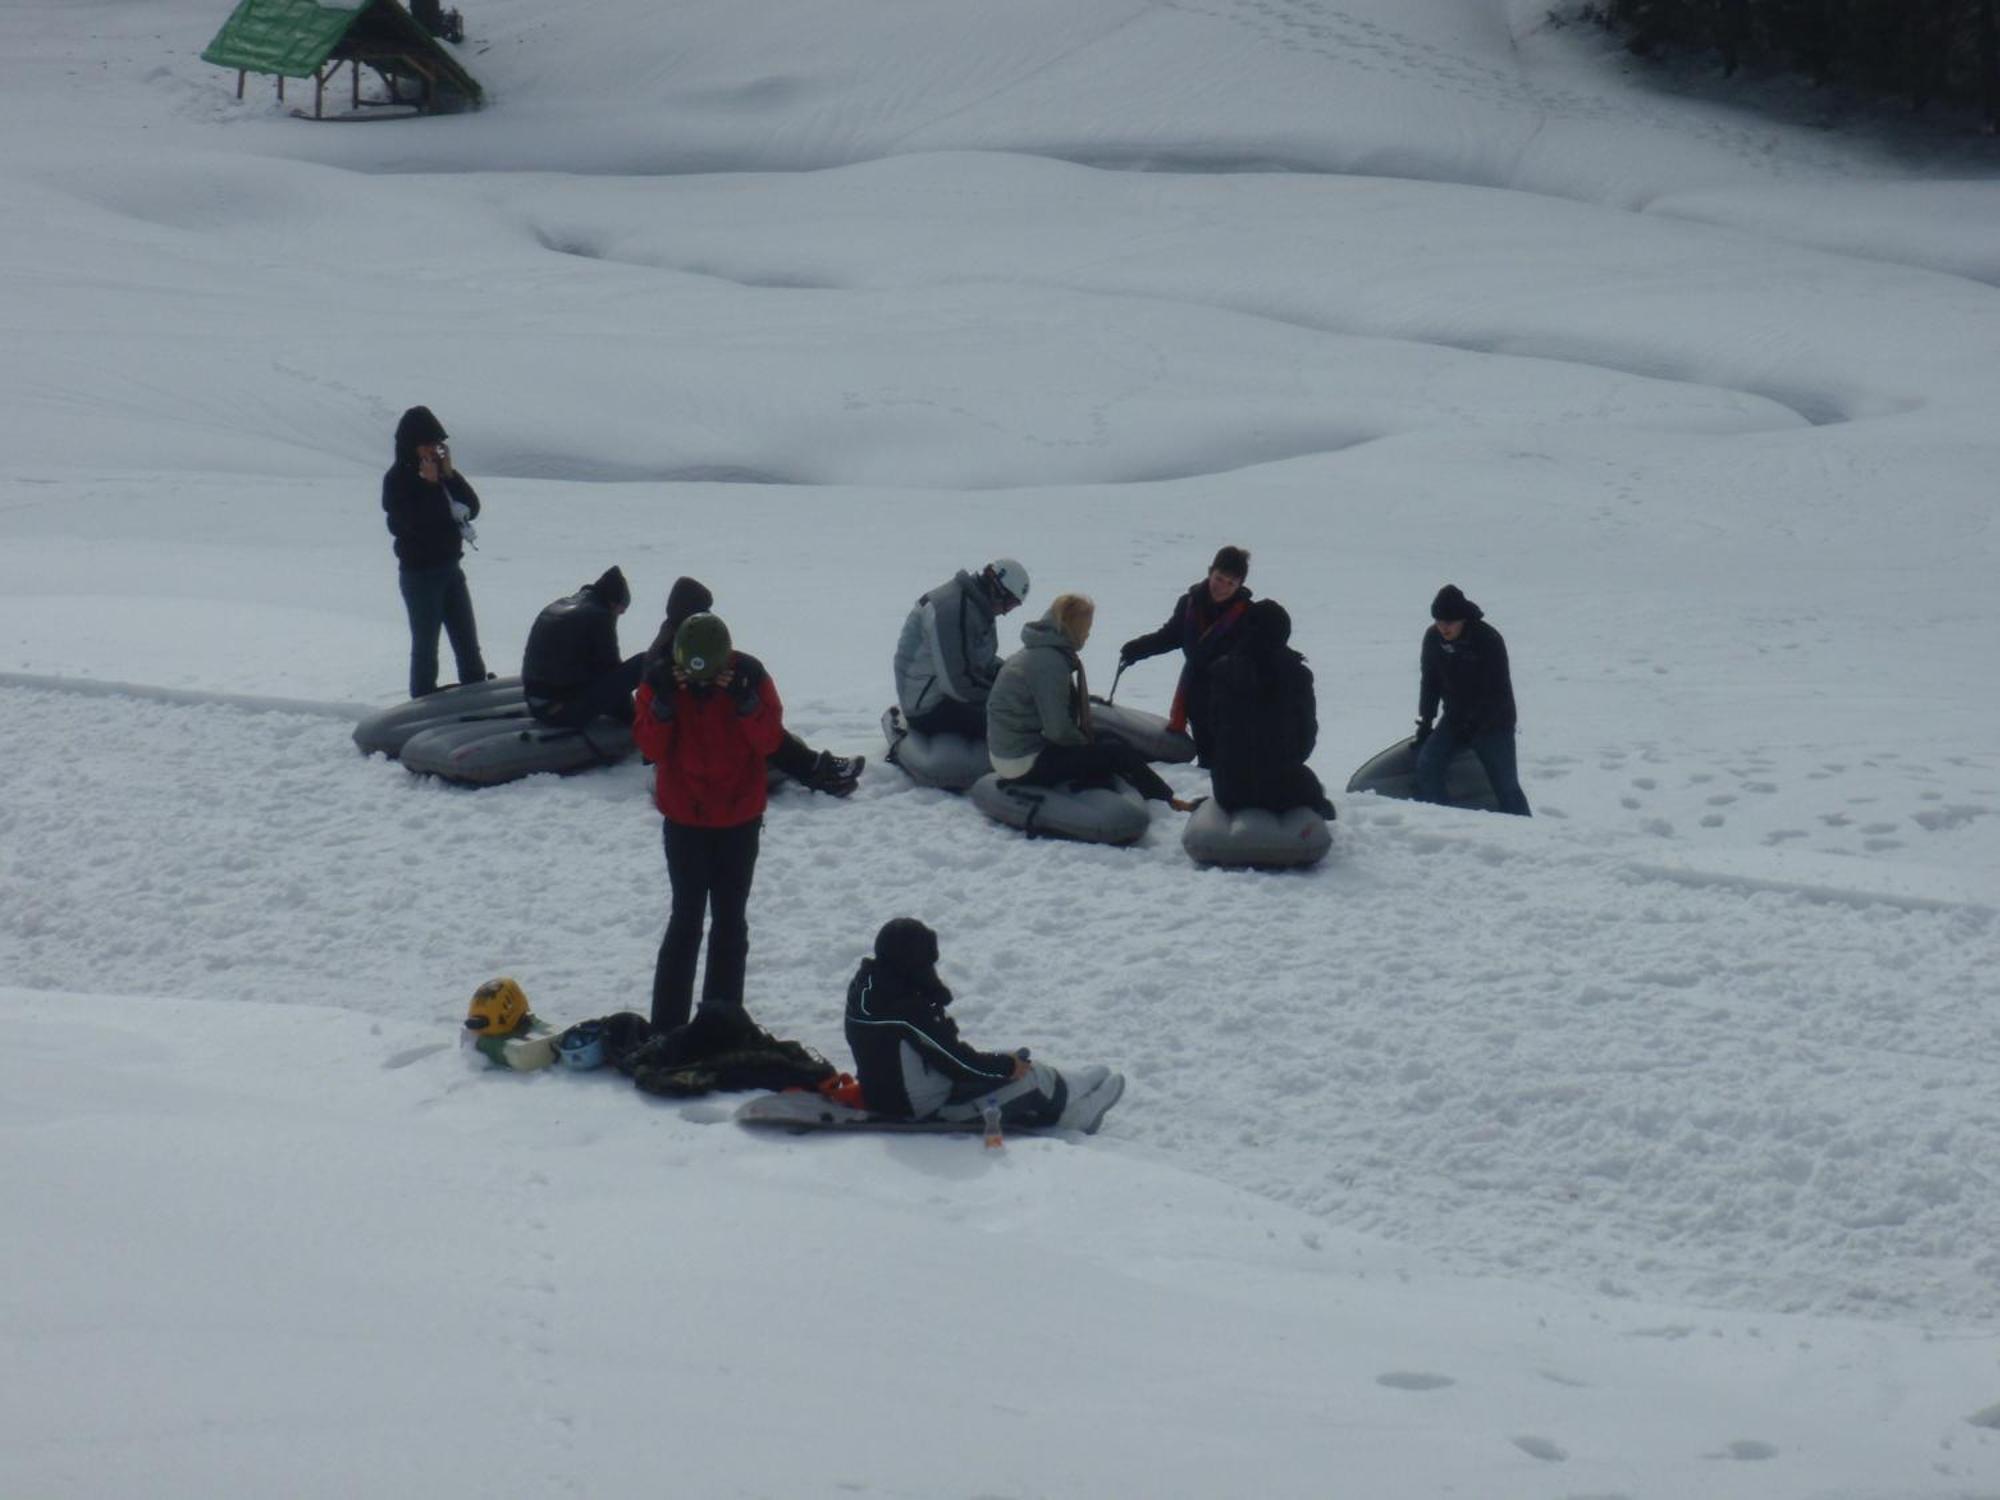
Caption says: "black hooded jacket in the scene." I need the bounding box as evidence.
[1121,581,1254,764]
[640,575,716,700]
[1419,593,1517,733]
[381,406,480,569]
[522,569,628,706]
[1207,600,1329,814]
[843,919,1018,1118]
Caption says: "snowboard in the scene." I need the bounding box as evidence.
[736,1070,1125,1136]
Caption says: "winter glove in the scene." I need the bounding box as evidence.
[727,657,765,717]
[1413,718,1432,747]
[1118,638,1144,667]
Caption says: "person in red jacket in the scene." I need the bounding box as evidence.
[632,612,785,1032]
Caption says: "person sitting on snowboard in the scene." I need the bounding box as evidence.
[522,565,643,727]
[986,593,1187,807]
[892,558,1030,739]
[844,917,1061,1125]
[1205,599,1335,819]
[641,575,863,796]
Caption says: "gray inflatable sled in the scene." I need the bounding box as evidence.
[1089,700,1196,764]
[737,1064,1125,1136]
[881,706,990,792]
[969,772,1151,846]
[1181,798,1332,869]
[1345,735,1498,811]
[352,675,531,758]
[353,676,634,787]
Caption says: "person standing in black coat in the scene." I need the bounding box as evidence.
[382,405,487,698]
[522,566,643,727]
[1206,600,1335,818]
[1414,584,1530,816]
[1118,545,1254,767]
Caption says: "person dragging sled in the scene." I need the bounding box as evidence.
[381,405,487,698]
[522,566,642,728]
[1415,584,1531,816]
[844,918,1122,1132]
[892,558,1030,739]
[1118,545,1254,767]
[1206,599,1335,819]
[642,576,862,796]
[634,611,784,1034]
[986,594,1189,808]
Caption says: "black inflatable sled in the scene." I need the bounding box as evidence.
[881,706,990,792]
[1345,735,1498,811]
[969,772,1151,846]
[353,676,634,786]
[1181,798,1332,869]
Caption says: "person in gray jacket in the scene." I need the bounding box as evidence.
[893,559,1029,738]
[985,594,1183,805]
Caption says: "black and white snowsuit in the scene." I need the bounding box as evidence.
[843,919,1026,1119]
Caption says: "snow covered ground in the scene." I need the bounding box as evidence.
[3,0,1998,1495]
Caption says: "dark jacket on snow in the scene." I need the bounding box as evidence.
[381,406,480,570]
[522,569,627,709]
[1207,600,1331,816]
[1419,598,1517,735]
[1120,581,1254,765]
[844,918,1019,1119]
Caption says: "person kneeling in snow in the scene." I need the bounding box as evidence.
[844,918,1062,1125]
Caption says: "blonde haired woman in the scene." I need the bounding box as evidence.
[985,593,1184,805]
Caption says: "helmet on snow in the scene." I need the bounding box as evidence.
[673,612,732,683]
[465,977,530,1036]
[984,558,1029,606]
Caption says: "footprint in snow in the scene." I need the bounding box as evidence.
[1512,1435,1568,1462]
[1704,1439,1777,1461]
[1376,1371,1455,1391]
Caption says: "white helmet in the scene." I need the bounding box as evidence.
[985,558,1030,606]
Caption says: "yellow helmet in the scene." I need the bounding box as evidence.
[464,977,530,1036]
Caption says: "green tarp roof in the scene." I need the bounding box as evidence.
[200,0,481,101]
[202,0,367,79]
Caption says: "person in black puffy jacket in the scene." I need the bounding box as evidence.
[522,566,642,727]
[1206,600,1334,818]
[381,405,487,698]
[844,918,1039,1120]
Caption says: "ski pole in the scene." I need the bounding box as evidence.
[1105,660,1127,705]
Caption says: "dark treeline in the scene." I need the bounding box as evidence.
[1598,0,1999,129]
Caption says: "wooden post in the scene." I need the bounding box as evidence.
[352,57,361,110]
[236,69,246,100]
[277,73,285,103]
[314,65,325,119]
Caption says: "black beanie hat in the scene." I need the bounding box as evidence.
[1211,545,1250,580]
[1249,598,1292,647]
[874,917,941,979]
[592,566,631,609]
[664,576,714,631]
[1431,585,1482,623]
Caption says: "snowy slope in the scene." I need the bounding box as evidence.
[3,0,1999,1495]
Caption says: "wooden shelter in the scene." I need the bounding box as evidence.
[201,0,482,118]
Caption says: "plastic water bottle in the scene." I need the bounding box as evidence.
[982,1096,1004,1150]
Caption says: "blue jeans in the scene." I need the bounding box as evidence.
[398,562,486,698]
[1416,724,1531,817]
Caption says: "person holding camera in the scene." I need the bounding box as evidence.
[381,405,487,698]
[632,612,786,1034]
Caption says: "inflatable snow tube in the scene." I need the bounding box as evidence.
[1344,735,1498,811]
[399,715,634,786]
[881,706,990,792]
[1089,700,1196,764]
[1181,798,1331,869]
[968,772,1152,846]
[352,675,530,758]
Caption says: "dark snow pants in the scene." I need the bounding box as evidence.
[652,817,761,1031]
[399,561,486,698]
[1022,739,1174,803]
